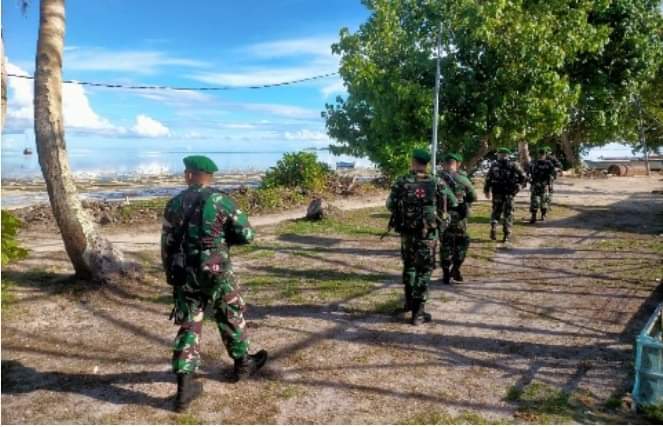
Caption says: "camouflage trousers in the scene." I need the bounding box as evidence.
[530,183,551,213]
[490,193,515,234]
[401,233,437,302]
[172,277,249,375]
[440,220,470,268]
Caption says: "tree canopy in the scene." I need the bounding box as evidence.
[324,0,663,176]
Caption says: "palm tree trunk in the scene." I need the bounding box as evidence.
[33,0,132,280]
[1,31,7,130]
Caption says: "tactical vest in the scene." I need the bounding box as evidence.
[530,160,555,184]
[393,175,437,234]
[489,161,521,194]
[440,171,465,204]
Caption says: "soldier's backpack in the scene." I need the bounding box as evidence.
[393,174,437,233]
[529,160,555,184]
[167,187,219,286]
[489,161,521,194]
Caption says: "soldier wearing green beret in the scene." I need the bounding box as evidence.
[527,148,557,223]
[483,147,526,242]
[161,155,267,412]
[386,149,458,324]
[438,153,477,284]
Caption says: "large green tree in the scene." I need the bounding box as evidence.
[557,0,663,167]
[324,0,610,177]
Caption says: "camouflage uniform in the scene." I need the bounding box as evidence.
[527,159,557,220]
[484,159,526,240]
[386,171,457,310]
[439,171,477,278]
[161,185,256,375]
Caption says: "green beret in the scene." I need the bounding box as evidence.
[412,148,431,164]
[537,147,547,155]
[444,152,463,162]
[183,155,218,173]
[496,147,511,154]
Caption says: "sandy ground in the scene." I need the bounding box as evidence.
[2,175,662,424]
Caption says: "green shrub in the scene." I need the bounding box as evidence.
[1,210,28,266]
[233,187,306,214]
[262,151,332,193]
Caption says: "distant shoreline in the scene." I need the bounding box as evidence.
[0,167,381,209]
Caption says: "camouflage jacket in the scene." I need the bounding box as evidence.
[440,170,477,222]
[386,171,458,237]
[528,159,557,186]
[161,185,255,291]
[484,160,526,195]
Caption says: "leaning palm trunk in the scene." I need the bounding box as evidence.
[33,0,130,280]
[1,31,7,130]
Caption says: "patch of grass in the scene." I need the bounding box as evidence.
[642,403,663,423]
[591,237,663,254]
[277,207,387,237]
[173,413,204,424]
[401,410,504,425]
[507,382,575,423]
[1,280,16,311]
[117,198,168,220]
[372,295,403,314]
[604,394,623,410]
[1,210,29,266]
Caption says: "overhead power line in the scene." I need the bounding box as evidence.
[6,71,340,91]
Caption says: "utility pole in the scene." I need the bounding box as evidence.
[636,96,650,176]
[431,23,442,177]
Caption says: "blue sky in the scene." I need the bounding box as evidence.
[2,0,369,154]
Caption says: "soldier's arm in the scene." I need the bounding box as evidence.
[215,194,256,246]
[438,179,458,209]
[160,197,181,272]
[515,164,527,185]
[483,168,492,195]
[462,176,478,205]
[386,179,401,211]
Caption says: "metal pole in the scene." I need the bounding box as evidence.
[636,97,650,176]
[431,23,442,177]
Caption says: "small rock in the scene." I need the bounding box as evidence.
[99,212,113,225]
[306,197,328,221]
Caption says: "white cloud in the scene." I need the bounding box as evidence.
[191,35,339,95]
[284,129,330,141]
[193,65,335,87]
[233,102,321,120]
[5,61,117,134]
[321,80,346,98]
[131,115,170,138]
[64,47,208,74]
[244,36,336,59]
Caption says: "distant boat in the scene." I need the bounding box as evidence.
[23,148,33,155]
[336,161,355,169]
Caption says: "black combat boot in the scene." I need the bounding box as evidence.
[541,209,547,221]
[403,284,413,312]
[503,231,511,243]
[451,263,464,283]
[529,211,537,224]
[232,350,268,382]
[442,266,451,285]
[411,300,432,325]
[490,224,497,241]
[175,373,203,413]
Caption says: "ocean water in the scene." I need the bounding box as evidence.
[1,147,373,180]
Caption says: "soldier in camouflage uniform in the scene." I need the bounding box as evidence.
[161,155,267,412]
[543,146,563,197]
[483,147,526,242]
[527,148,557,223]
[386,149,457,325]
[438,153,477,284]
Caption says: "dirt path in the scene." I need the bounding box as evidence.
[2,176,662,424]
